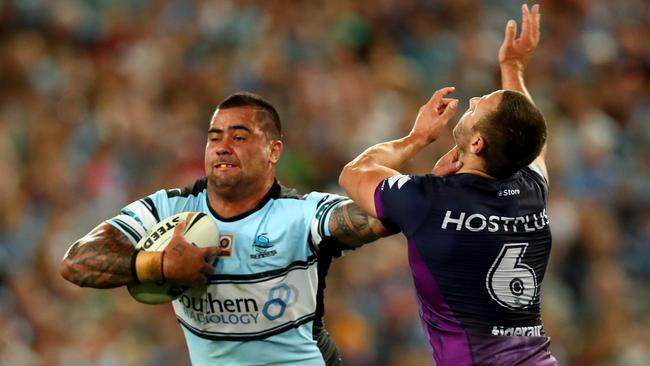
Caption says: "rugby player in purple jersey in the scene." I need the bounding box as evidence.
[340,4,558,365]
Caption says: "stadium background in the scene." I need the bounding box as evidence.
[0,0,648,365]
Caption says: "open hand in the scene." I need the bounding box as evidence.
[499,4,540,70]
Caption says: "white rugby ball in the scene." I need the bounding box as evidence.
[127,212,219,304]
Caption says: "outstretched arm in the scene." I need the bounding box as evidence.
[339,87,459,217]
[327,200,396,248]
[499,4,547,179]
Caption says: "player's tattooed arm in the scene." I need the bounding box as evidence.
[328,201,398,248]
[60,224,137,288]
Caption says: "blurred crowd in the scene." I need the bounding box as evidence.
[0,0,649,365]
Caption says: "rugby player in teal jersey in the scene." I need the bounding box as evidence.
[60,92,395,366]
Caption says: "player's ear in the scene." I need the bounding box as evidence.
[269,140,283,164]
[469,134,486,155]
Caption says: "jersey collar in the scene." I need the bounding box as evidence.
[207,180,282,222]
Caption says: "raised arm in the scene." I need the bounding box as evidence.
[339,87,459,217]
[499,4,547,179]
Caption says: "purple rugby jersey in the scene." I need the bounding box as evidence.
[374,166,557,366]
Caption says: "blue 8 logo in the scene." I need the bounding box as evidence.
[262,284,292,320]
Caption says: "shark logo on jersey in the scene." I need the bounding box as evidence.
[385,175,411,190]
[250,233,277,259]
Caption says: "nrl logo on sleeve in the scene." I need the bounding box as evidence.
[385,175,411,190]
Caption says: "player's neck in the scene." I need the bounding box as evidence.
[457,167,495,179]
[457,158,495,179]
[207,176,276,219]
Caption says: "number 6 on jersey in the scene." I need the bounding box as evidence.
[486,243,537,310]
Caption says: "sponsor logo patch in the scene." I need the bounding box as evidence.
[218,234,234,257]
[177,283,298,325]
[491,325,543,336]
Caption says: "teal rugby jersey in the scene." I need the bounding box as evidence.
[106,178,349,366]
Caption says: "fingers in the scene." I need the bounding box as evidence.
[441,99,459,119]
[192,250,216,285]
[427,86,456,108]
[172,219,187,238]
[532,4,541,43]
[163,225,221,286]
[444,147,462,167]
[440,148,456,163]
[426,87,456,118]
[448,146,460,160]
[438,98,456,114]
[504,19,517,46]
[204,246,221,258]
[431,146,463,177]
[521,3,541,47]
[521,3,530,40]
[441,97,456,105]
[202,262,214,275]
[412,87,458,145]
[436,86,455,99]
[501,4,541,54]
[451,147,463,169]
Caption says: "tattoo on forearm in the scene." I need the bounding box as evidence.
[330,202,392,247]
[60,224,136,288]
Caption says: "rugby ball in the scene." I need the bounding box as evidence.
[127,212,219,304]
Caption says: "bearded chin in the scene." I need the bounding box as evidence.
[209,173,239,191]
[452,123,468,154]
[452,126,461,146]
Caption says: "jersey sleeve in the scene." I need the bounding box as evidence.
[305,192,349,248]
[522,164,549,202]
[374,174,433,235]
[105,189,169,246]
[527,162,548,185]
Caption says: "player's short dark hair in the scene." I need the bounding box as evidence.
[217,92,282,140]
[473,90,547,179]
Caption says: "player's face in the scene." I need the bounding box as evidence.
[453,90,504,152]
[205,107,282,194]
